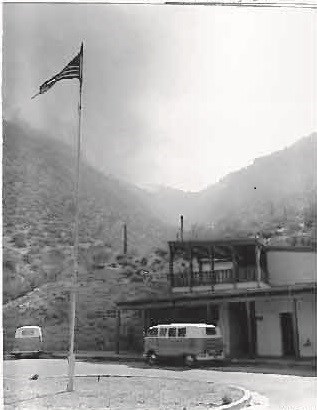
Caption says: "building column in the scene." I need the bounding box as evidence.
[293,298,300,359]
[255,245,262,287]
[115,309,121,354]
[245,301,256,358]
[142,309,151,331]
[169,244,175,287]
[206,303,212,324]
[219,302,230,357]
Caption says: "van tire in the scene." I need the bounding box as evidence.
[147,352,158,366]
[184,354,196,367]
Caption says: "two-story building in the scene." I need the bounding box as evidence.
[117,238,317,359]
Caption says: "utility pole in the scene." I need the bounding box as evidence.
[123,223,127,255]
[180,215,184,242]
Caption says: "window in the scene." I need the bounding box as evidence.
[21,328,35,336]
[205,326,216,335]
[168,327,176,337]
[147,327,158,337]
[178,327,186,337]
[159,328,167,337]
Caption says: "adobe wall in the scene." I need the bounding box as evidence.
[255,294,316,358]
[267,249,317,285]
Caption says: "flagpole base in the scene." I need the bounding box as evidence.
[66,353,76,392]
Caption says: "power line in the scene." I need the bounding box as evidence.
[165,1,317,8]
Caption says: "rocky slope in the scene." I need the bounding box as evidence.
[3,251,170,352]
[3,120,172,303]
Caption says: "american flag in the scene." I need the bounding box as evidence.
[32,43,83,99]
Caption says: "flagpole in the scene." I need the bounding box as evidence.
[67,43,83,393]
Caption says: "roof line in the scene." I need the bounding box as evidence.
[117,283,316,308]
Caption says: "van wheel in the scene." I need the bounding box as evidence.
[184,354,196,367]
[147,352,158,366]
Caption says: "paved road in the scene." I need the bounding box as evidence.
[3,358,317,409]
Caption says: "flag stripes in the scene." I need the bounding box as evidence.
[32,43,83,99]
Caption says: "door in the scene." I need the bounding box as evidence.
[280,312,295,357]
[228,302,249,357]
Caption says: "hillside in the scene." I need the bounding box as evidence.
[3,252,170,352]
[143,133,317,241]
[3,119,174,351]
[2,120,172,303]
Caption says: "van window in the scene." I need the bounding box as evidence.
[178,327,186,337]
[21,328,36,336]
[159,328,167,337]
[168,327,176,337]
[147,327,158,337]
[205,327,216,335]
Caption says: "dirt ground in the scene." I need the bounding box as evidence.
[4,375,242,409]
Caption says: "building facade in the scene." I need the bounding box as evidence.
[117,238,317,359]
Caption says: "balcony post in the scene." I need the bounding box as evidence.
[189,245,193,290]
[230,246,238,289]
[169,244,175,287]
[115,309,121,354]
[208,246,215,291]
[255,244,262,288]
[198,259,203,285]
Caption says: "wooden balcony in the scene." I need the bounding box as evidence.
[168,238,269,292]
[172,267,268,288]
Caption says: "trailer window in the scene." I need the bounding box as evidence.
[159,328,167,337]
[178,327,186,337]
[168,327,176,337]
[147,328,158,337]
[205,327,216,335]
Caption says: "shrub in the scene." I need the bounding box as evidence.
[222,395,232,405]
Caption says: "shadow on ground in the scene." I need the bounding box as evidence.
[79,357,316,377]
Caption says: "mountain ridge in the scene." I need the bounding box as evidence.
[140,132,317,236]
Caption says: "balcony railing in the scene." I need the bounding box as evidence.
[172,267,260,288]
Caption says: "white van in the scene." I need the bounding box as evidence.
[144,323,224,366]
[11,326,43,358]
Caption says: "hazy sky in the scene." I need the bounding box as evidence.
[3,3,316,191]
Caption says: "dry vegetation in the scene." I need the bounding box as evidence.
[3,120,172,352]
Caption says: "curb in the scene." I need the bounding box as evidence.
[46,353,316,369]
[48,353,143,362]
[218,387,251,409]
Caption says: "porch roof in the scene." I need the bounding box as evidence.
[117,283,316,310]
[168,238,260,249]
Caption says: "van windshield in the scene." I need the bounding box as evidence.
[147,328,158,337]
